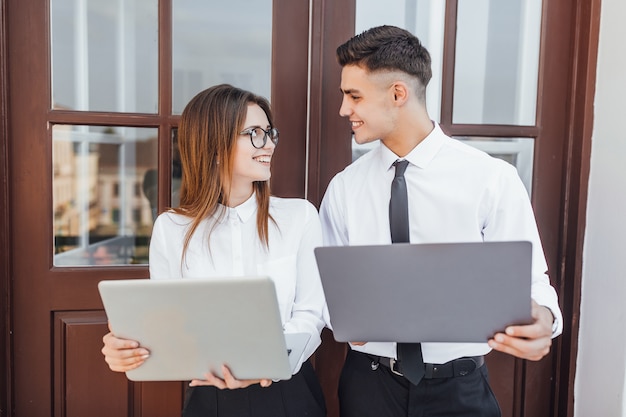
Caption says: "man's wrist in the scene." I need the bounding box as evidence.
[544,306,558,334]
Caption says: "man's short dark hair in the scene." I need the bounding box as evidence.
[337,25,432,98]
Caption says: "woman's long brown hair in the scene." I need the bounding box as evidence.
[171,84,276,265]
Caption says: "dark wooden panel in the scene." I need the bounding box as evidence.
[8,0,55,413]
[53,311,186,417]
[269,0,310,199]
[306,1,355,415]
[157,0,174,213]
[524,358,557,417]
[0,0,11,414]
[485,352,521,417]
[306,0,355,207]
[136,382,186,417]
[54,311,129,417]
[551,0,601,416]
[315,329,347,417]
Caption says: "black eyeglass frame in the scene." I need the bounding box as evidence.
[239,127,280,149]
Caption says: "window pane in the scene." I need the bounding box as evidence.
[172,0,273,114]
[355,0,445,123]
[454,137,535,195]
[53,125,158,266]
[453,0,542,125]
[51,0,158,113]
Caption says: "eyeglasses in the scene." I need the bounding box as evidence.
[239,127,280,149]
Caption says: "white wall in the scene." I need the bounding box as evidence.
[575,0,626,415]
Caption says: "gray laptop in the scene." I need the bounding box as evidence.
[98,277,308,382]
[314,241,533,343]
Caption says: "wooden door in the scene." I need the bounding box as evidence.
[6,1,310,416]
[2,0,598,416]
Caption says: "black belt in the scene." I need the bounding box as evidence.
[365,353,485,379]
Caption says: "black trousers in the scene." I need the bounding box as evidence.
[339,350,501,417]
[182,360,326,417]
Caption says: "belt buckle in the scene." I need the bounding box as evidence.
[388,358,404,376]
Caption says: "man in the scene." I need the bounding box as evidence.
[319,25,563,417]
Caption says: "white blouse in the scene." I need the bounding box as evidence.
[149,195,326,374]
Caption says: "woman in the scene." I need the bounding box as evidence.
[102,84,327,417]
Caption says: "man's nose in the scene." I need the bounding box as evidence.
[339,97,351,117]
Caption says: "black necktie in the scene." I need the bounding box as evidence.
[389,159,425,385]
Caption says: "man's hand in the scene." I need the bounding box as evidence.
[487,300,554,361]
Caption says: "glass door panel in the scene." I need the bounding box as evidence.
[50,0,159,113]
[453,0,542,125]
[172,0,273,114]
[355,0,445,122]
[454,137,535,195]
[53,125,158,266]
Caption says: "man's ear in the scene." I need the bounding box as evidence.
[391,82,409,106]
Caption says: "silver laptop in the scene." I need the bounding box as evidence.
[98,277,307,382]
[314,241,533,343]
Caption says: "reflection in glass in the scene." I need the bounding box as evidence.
[50,0,158,113]
[355,0,445,122]
[454,0,542,125]
[53,125,158,266]
[454,137,535,195]
[172,0,272,114]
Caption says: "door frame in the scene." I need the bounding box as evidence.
[1,0,13,414]
[553,0,601,415]
[305,2,356,415]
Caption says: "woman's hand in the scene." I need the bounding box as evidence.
[101,324,150,372]
[189,365,273,390]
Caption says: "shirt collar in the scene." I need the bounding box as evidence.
[230,193,257,222]
[379,122,446,170]
[214,193,257,223]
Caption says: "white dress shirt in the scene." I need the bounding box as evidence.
[319,122,563,364]
[149,195,326,374]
